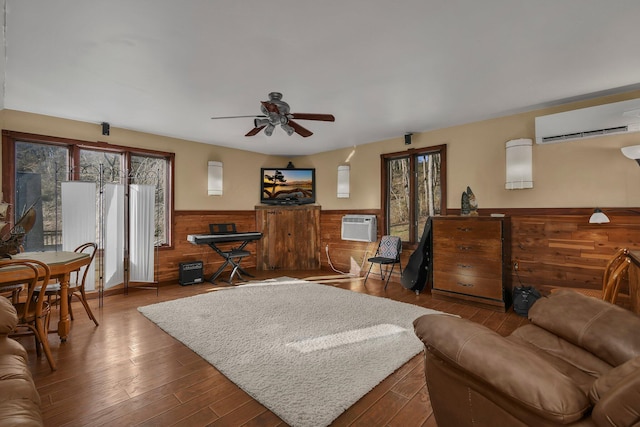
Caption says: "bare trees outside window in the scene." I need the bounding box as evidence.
[383,145,446,243]
[3,132,174,251]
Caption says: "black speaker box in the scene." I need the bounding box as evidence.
[179,261,203,286]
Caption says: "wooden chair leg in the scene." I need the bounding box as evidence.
[33,332,41,357]
[68,294,75,321]
[76,290,99,326]
[35,317,56,371]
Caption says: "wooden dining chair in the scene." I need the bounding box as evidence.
[1,258,56,371]
[602,256,631,305]
[40,242,99,326]
[550,247,630,303]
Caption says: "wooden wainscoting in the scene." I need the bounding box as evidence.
[510,211,640,297]
[162,208,640,303]
[159,210,258,284]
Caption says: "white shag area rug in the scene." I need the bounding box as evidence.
[138,278,446,427]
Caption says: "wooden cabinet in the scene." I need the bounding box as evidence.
[431,216,511,311]
[255,204,321,270]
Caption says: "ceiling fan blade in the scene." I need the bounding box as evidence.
[261,101,280,114]
[290,113,335,122]
[288,120,313,137]
[245,126,265,137]
[211,115,265,120]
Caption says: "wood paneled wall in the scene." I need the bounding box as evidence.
[511,212,640,295]
[159,208,640,299]
[159,210,258,284]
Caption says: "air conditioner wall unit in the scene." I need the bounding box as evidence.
[535,98,640,144]
[341,214,377,242]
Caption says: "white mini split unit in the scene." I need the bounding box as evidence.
[535,98,640,144]
[341,215,377,242]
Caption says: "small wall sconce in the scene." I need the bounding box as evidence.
[505,138,533,190]
[337,165,350,198]
[589,208,610,224]
[208,161,223,196]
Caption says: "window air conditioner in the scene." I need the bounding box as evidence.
[341,215,377,242]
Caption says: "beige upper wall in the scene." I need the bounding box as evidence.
[0,109,289,210]
[311,89,640,210]
[2,89,640,210]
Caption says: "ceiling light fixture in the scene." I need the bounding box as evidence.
[281,124,295,136]
[264,124,275,136]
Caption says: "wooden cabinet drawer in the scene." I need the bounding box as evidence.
[433,270,503,300]
[432,253,501,279]
[433,220,501,240]
[432,239,501,258]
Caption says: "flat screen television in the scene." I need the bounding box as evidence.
[260,168,316,205]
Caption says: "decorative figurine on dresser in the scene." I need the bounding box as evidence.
[460,186,478,216]
[431,215,511,311]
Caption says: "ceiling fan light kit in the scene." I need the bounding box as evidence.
[212,92,335,138]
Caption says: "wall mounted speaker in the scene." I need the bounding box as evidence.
[101,122,110,136]
[404,133,412,145]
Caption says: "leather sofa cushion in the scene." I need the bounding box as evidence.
[0,334,28,361]
[509,324,611,388]
[0,297,17,335]
[414,314,590,423]
[0,354,41,405]
[0,399,43,427]
[528,290,640,366]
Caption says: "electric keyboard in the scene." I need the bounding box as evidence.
[187,232,262,245]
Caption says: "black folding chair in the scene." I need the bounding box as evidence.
[364,235,403,290]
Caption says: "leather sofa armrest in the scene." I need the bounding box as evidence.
[414,314,590,424]
[529,290,640,366]
[590,356,640,427]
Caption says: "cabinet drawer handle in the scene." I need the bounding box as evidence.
[457,282,474,288]
[457,245,472,251]
[456,227,473,232]
[457,263,473,269]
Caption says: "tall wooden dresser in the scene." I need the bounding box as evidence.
[431,216,511,311]
[255,204,321,270]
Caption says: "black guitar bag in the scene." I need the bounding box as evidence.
[401,217,432,294]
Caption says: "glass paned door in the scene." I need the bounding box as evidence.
[15,141,69,251]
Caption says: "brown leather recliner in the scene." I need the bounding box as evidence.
[413,290,640,427]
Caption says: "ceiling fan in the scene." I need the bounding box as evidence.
[211,92,335,137]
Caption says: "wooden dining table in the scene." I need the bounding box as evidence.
[4,251,91,341]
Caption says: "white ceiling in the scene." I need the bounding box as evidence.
[4,0,640,156]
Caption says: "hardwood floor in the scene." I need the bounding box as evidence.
[20,270,529,427]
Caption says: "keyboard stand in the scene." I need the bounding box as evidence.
[208,240,254,284]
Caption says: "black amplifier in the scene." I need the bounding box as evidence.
[179,261,204,286]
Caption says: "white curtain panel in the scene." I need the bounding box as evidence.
[104,183,125,289]
[61,181,97,291]
[129,184,155,283]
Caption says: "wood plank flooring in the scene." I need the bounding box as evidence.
[19,270,529,427]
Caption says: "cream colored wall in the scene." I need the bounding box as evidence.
[312,90,640,210]
[3,89,640,211]
[0,109,287,210]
